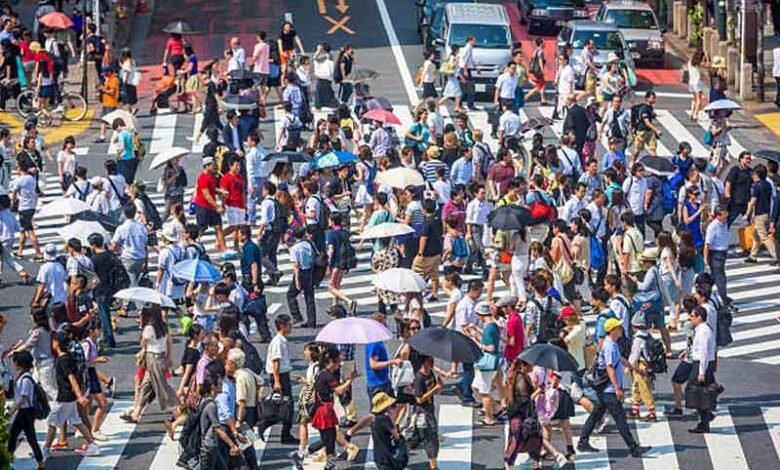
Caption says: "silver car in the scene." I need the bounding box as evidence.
[557,20,636,89]
[594,2,665,67]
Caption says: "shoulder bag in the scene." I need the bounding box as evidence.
[553,236,577,285]
[390,344,415,388]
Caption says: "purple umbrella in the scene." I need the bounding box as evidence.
[316,317,393,344]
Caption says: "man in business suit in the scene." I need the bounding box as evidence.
[563,94,588,155]
[222,109,245,156]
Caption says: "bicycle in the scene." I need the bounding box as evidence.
[16,82,88,127]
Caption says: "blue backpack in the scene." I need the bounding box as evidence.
[452,236,469,258]
[590,235,605,270]
[660,177,676,214]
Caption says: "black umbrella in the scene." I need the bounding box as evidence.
[351,68,380,83]
[518,344,579,372]
[263,151,310,163]
[641,155,708,176]
[228,70,263,82]
[755,149,780,163]
[488,205,533,231]
[408,328,482,363]
[219,95,257,111]
[163,21,197,35]
[70,210,118,233]
[366,97,393,111]
[521,116,553,134]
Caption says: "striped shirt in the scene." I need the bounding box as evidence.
[419,160,448,184]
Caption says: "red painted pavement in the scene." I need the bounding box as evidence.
[503,2,682,86]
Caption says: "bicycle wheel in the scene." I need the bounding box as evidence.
[61,93,87,121]
[16,90,36,119]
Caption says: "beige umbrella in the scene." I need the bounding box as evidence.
[59,220,109,246]
[101,109,139,130]
[38,197,91,218]
[360,222,414,239]
[375,167,424,189]
[149,147,190,170]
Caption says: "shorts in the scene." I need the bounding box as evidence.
[552,389,576,420]
[225,206,247,227]
[634,130,658,153]
[329,267,344,287]
[39,85,56,98]
[88,367,102,395]
[255,73,269,86]
[412,254,441,281]
[472,369,496,395]
[689,82,704,93]
[47,401,83,427]
[531,73,545,90]
[170,54,185,71]
[195,204,222,231]
[645,309,666,329]
[101,105,117,118]
[585,75,597,94]
[18,209,35,231]
[672,361,693,384]
[367,383,395,399]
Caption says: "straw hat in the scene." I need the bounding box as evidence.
[371,392,396,414]
[606,52,619,63]
[495,295,518,308]
[711,56,727,69]
[641,247,658,262]
[29,41,43,52]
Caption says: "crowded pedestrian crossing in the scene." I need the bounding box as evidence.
[11,397,780,469]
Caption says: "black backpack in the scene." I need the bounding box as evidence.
[645,335,668,374]
[339,231,358,270]
[178,397,214,468]
[711,295,734,347]
[139,193,163,230]
[610,108,625,139]
[107,253,131,294]
[629,103,645,131]
[22,375,51,420]
[269,197,290,235]
[532,297,562,344]
[313,194,330,232]
[71,182,91,201]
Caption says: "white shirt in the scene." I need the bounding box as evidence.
[266,334,291,374]
[498,111,521,138]
[586,201,606,239]
[556,64,574,96]
[562,195,585,223]
[691,323,716,375]
[104,174,127,211]
[421,59,437,83]
[305,195,321,225]
[433,180,451,206]
[495,72,518,100]
[245,146,268,180]
[11,174,37,211]
[774,47,780,78]
[112,219,148,260]
[622,176,648,215]
[57,150,77,176]
[142,324,167,354]
[609,295,631,333]
[557,147,579,177]
[259,197,276,228]
[459,42,475,70]
[36,261,68,305]
[454,295,477,331]
[466,198,490,225]
[86,190,109,215]
[158,245,186,300]
[313,57,335,80]
[66,254,92,277]
[0,208,20,244]
[233,46,246,68]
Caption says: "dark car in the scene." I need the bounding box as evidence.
[517,0,589,35]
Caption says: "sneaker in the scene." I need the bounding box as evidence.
[312,452,327,462]
[289,450,304,470]
[627,408,640,419]
[52,104,64,114]
[576,441,599,453]
[92,431,108,442]
[664,406,683,416]
[553,453,569,469]
[49,442,69,451]
[630,445,651,458]
[106,377,116,398]
[75,443,100,456]
[349,299,358,315]
[688,424,711,434]
[346,443,359,462]
[744,257,758,263]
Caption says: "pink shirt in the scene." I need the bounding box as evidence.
[503,311,525,361]
[252,42,270,74]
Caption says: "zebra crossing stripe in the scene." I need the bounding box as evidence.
[696,114,749,160]
[570,407,610,469]
[718,339,780,358]
[704,409,750,470]
[147,429,180,469]
[634,414,680,469]
[437,403,472,469]
[394,105,415,131]
[655,110,710,158]
[149,113,178,155]
[761,407,780,461]
[191,112,205,154]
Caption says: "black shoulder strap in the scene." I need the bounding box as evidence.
[107,176,122,199]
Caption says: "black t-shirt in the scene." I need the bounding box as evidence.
[3,47,18,79]
[55,353,78,403]
[371,413,396,466]
[420,216,443,257]
[636,103,654,132]
[751,179,773,216]
[91,251,114,297]
[280,31,297,51]
[315,369,339,403]
[413,369,437,414]
[727,165,753,207]
[16,150,42,173]
[181,346,201,367]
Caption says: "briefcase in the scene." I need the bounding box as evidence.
[261,392,292,424]
[684,382,717,411]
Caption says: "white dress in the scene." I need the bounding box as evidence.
[442,57,463,99]
[353,160,374,207]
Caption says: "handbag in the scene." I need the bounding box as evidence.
[135,349,147,369]
[583,342,599,369]
[475,351,501,371]
[391,360,415,388]
[390,435,410,470]
[558,235,582,284]
[685,381,717,411]
[583,356,609,391]
[262,392,293,424]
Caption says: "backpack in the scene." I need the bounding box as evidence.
[313,194,330,232]
[609,108,625,139]
[183,397,214,465]
[284,116,302,150]
[269,197,290,235]
[452,235,469,258]
[23,375,50,420]
[132,131,146,160]
[71,181,91,201]
[340,118,355,140]
[589,234,605,270]
[703,127,714,146]
[629,103,644,131]
[474,141,494,179]
[238,332,266,375]
[88,34,106,57]
[213,145,231,175]
[529,50,543,76]
[77,259,101,292]
[138,192,163,230]
[340,232,358,270]
[532,297,562,344]
[598,310,631,358]
[659,177,676,214]
[528,191,556,225]
[645,335,668,374]
[187,243,212,264]
[107,253,131,294]
[167,246,188,287]
[711,295,733,347]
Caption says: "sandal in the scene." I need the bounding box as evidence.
[120,414,138,424]
[477,419,496,427]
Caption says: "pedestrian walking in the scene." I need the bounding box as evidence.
[287,225,317,328]
[7,350,46,469]
[258,314,297,444]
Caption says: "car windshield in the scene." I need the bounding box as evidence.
[432,7,445,32]
[603,9,658,29]
[449,24,510,49]
[571,30,623,50]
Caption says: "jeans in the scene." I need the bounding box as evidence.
[287,268,316,326]
[95,295,116,346]
[117,158,139,185]
[708,249,728,303]
[8,408,43,463]
[579,391,637,449]
[246,177,267,224]
[0,239,24,276]
[459,362,475,402]
[241,283,272,340]
[122,257,146,309]
[339,82,354,104]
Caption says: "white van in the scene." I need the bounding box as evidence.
[434,3,514,96]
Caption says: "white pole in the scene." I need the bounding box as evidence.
[95,0,101,35]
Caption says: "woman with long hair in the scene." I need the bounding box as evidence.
[657,231,683,331]
[122,305,177,423]
[353,146,375,233]
[570,215,592,307]
[119,49,139,114]
[503,359,542,469]
[687,49,705,121]
[182,45,201,113]
[439,45,464,112]
[12,307,56,399]
[680,186,706,272]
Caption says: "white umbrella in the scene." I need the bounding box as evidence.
[702,99,741,113]
[375,167,424,189]
[373,267,427,293]
[101,109,139,130]
[149,147,191,170]
[360,222,414,239]
[59,220,109,245]
[113,287,176,308]
[38,197,91,218]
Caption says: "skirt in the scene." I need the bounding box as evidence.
[552,389,575,420]
[443,75,462,98]
[138,352,178,413]
[315,78,338,109]
[422,81,438,99]
[310,401,339,430]
[354,183,373,206]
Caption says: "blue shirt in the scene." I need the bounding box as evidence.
[524,189,554,206]
[365,341,390,388]
[450,157,473,186]
[111,219,147,260]
[290,240,314,270]
[601,150,625,171]
[593,309,615,345]
[598,337,623,393]
[240,240,263,283]
[216,378,237,425]
[118,130,134,161]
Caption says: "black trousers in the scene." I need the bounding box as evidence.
[260,232,281,276]
[688,360,716,426]
[117,158,139,185]
[708,249,729,304]
[8,408,43,463]
[287,268,316,327]
[241,283,271,340]
[258,372,293,438]
[579,391,638,449]
[308,426,337,456]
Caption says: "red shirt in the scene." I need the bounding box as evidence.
[503,311,525,361]
[194,172,217,210]
[441,200,466,233]
[166,37,184,56]
[220,173,246,209]
[488,163,516,195]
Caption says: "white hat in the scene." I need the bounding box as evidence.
[43,243,58,261]
[202,156,215,166]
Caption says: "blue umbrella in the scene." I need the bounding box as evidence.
[311,150,358,170]
[171,259,223,284]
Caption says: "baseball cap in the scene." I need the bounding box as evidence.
[604,318,623,333]
[202,156,214,166]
